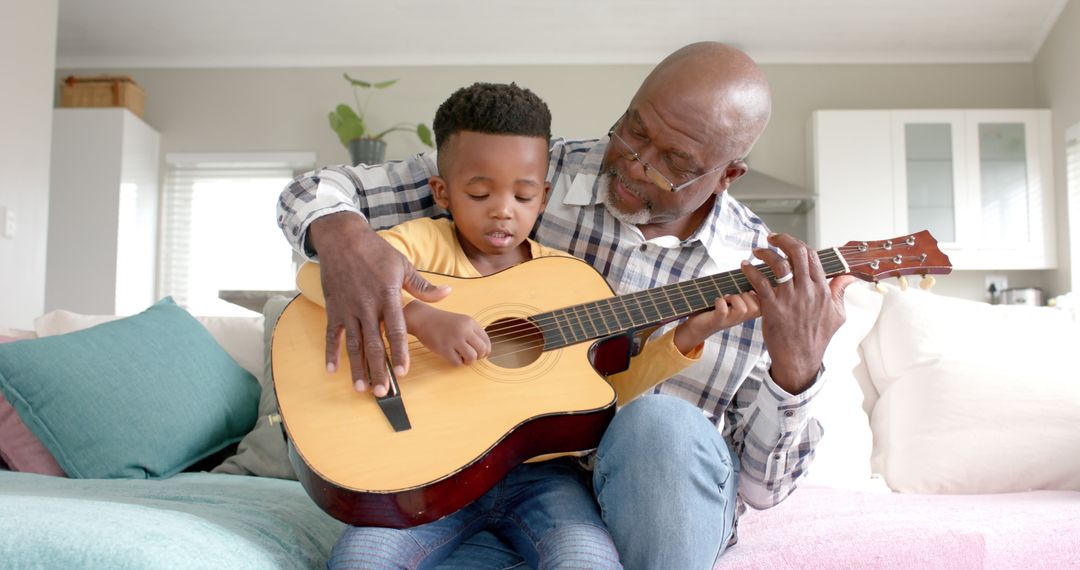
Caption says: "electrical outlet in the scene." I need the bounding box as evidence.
[985,274,1008,303]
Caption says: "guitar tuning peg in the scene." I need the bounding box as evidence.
[874,282,889,295]
[897,276,909,290]
[919,275,936,290]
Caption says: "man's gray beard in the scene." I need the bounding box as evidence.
[599,172,652,226]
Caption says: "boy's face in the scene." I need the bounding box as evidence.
[431,131,550,258]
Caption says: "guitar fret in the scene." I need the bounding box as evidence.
[616,296,638,331]
[726,271,742,295]
[570,304,596,341]
[591,299,615,336]
[688,279,710,310]
[553,309,574,345]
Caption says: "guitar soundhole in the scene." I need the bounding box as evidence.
[485,317,543,369]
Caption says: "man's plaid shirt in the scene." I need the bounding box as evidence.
[277,136,825,509]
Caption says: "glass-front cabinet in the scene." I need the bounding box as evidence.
[811,109,1055,270]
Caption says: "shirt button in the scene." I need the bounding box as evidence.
[784,410,794,417]
[639,244,648,252]
[773,453,782,460]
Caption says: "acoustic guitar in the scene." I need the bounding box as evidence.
[271,231,951,528]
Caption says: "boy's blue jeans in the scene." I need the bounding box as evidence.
[328,457,621,570]
[438,395,741,570]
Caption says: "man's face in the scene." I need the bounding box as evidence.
[432,131,550,257]
[600,84,743,228]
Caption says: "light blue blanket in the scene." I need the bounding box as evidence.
[0,471,344,569]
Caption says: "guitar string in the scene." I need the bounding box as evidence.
[395,252,926,361]
[393,255,929,369]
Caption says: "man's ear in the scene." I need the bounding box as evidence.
[430,176,450,209]
[538,181,552,213]
[714,159,748,195]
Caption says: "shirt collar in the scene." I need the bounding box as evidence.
[558,136,759,268]
[562,136,610,207]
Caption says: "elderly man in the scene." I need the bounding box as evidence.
[278,42,854,569]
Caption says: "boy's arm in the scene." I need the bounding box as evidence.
[609,291,760,405]
[403,302,491,367]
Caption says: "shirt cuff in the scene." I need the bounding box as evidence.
[757,365,825,434]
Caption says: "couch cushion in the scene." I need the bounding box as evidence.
[0,336,65,476]
[799,282,883,490]
[862,288,1080,493]
[34,310,265,381]
[714,486,1080,568]
[0,298,260,479]
[213,295,298,479]
[0,470,343,569]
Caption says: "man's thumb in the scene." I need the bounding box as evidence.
[404,268,451,302]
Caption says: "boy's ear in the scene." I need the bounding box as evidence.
[430,176,450,209]
[539,181,552,213]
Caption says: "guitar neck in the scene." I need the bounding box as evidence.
[532,247,848,351]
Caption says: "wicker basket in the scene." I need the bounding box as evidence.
[60,75,146,118]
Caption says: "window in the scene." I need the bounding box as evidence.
[1069,123,1080,291]
[160,152,315,316]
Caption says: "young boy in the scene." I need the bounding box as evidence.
[323,82,757,569]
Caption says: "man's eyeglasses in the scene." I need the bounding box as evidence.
[607,118,731,193]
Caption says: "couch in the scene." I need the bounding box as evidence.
[1,283,1078,569]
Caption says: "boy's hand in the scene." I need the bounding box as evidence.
[405,302,492,366]
[673,292,760,355]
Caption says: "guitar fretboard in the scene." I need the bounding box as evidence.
[533,248,847,350]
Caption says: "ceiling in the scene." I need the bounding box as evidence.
[56,0,1069,68]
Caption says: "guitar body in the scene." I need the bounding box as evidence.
[271,256,619,529]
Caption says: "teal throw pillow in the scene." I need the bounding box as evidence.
[0,298,259,479]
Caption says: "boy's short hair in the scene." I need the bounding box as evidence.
[433,82,551,152]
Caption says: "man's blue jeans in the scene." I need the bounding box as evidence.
[328,457,621,570]
[437,394,741,570]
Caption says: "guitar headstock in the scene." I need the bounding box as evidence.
[836,230,952,283]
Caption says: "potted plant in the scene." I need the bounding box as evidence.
[328,74,434,165]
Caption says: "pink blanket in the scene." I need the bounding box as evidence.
[714,486,1080,569]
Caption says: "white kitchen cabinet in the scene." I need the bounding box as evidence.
[809,109,1055,269]
[46,108,160,315]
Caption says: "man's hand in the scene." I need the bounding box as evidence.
[740,233,857,394]
[404,302,492,366]
[673,292,760,355]
[309,212,450,396]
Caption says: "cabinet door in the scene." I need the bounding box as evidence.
[810,110,895,249]
[963,110,1055,268]
[891,111,967,249]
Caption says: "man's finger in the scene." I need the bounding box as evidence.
[404,267,451,304]
[360,316,390,395]
[381,303,411,377]
[344,321,368,390]
[324,320,343,374]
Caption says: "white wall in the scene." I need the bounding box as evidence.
[0,0,57,329]
[1035,0,1080,295]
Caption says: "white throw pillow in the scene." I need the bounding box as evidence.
[799,281,884,490]
[862,288,1080,493]
[34,308,264,380]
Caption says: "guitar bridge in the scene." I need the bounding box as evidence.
[375,359,411,432]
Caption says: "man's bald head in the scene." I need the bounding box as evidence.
[636,42,771,161]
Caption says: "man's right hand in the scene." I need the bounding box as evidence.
[308,212,450,396]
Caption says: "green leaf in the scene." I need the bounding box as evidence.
[372,79,399,89]
[343,73,372,88]
[328,105,366,147]
[333,104,360,122]
[416,123,433,148]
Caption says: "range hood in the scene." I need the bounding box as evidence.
[728,170,813,214]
